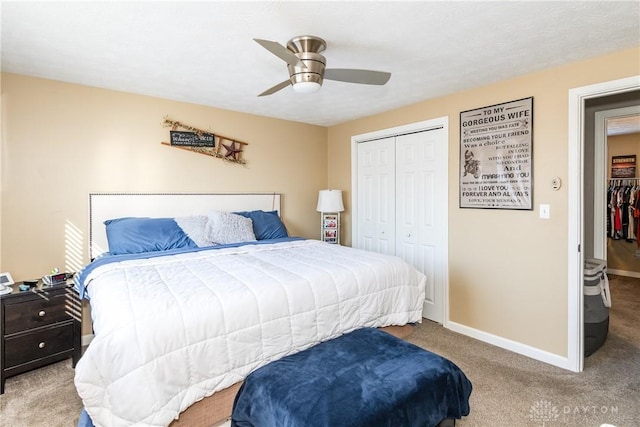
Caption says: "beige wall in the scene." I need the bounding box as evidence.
[0,72,3,271]
[608,132,640,179]
[1,74,328,332]
[2,46,639,357]
[328,47,640,357]
[607,132,640,273]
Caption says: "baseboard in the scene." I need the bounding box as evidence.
[447,321,571,370]
[606,268,640,279]
[82,334,94,347]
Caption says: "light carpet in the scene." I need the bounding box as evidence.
[0,275,637,427]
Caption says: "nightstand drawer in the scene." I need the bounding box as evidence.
[1,282,81,394]
[4,323,74,368]
[3,294,73,335]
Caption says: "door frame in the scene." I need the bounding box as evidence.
[567,75,639,372]
[351,116,449,325]
[593,106,640,260]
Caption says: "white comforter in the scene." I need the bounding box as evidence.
[75,239,426,426]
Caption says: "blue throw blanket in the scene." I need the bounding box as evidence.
[231,327,472,427]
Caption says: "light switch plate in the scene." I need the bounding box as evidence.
[540,204,550,219]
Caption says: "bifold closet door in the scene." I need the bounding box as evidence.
[395,129,445,322]
[355,121,447,323]
[356,137,396,255]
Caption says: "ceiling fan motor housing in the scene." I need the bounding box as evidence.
[288,51,326,86]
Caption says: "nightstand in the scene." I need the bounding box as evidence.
[0,281,82,394]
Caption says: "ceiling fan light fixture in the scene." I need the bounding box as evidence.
[293,81,322,94]
[255,35,391,96]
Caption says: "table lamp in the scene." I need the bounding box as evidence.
[316,189,344,244]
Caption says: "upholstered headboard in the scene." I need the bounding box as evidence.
[89,193,281,259]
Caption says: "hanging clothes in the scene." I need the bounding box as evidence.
[629,183,637,241]
[607,179,639,242]
[635,183,640,248]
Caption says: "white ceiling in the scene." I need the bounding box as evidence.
[607,115,640,136]
[2,1,639,127]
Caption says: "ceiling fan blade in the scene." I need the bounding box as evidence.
[258,79,291,97]
[254,38,307,69]
[324,69,391,85]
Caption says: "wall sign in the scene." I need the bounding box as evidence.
[170,131,215,147]
[459,97,533,210]
[161,117,248,164]
[611,155,636,178]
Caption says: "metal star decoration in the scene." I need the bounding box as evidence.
[222,140,242,160]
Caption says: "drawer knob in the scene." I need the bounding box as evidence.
[38,342,46,349]
[38,310,46,317]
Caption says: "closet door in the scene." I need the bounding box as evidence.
[354,118,447,324]
[356,137,396,255]
[395,129,445,323]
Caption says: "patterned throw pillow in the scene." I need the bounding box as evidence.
[175,215,216,247]
[205,211,257,245]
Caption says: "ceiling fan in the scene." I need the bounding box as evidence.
[254,35,391,96]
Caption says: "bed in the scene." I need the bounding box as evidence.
[74,193,426,427]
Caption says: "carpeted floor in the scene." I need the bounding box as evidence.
[0,275,637,427]
[407,274,640,427]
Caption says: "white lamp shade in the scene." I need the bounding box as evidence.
[317,189,344,212]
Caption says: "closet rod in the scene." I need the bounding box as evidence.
[607,178,639,184]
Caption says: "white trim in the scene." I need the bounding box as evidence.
[568,75,640,373]
[594,105,640,260]
[447,321,570,370]
[594,110,607,259]
[607,268,640,279]
[350,117,449,326]
[441,119,450,329]
[567,86,583,373]
[82,334,94,347]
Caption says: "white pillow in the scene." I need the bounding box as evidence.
[175,215,216,247]
[205,211,256,245]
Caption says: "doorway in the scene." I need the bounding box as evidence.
[593,107,640,261]
[596,110,640,275]
[568,76,640,372]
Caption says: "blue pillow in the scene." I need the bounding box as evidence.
[233,210,288,240]
[104,217,198,255]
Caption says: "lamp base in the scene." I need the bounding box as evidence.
[320,212,340,244]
